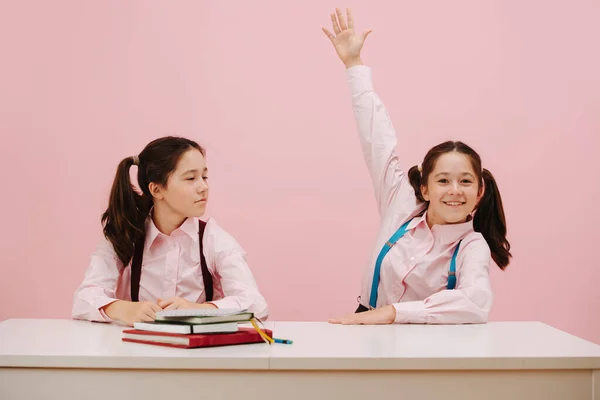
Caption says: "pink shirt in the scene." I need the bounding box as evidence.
[72,217,268,322]
[348,66,493,324]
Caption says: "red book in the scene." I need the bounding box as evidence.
[122,327,273,349]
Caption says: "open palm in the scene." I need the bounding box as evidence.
[322,8,372,67]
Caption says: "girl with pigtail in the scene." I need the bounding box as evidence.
[323,8,511,325]
[72,136,268,326]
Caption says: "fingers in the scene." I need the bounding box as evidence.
[163,297,189,310]
[330,12,341,34]
[150,303,163,313]
[328,314,360,325]
[140,312,155,322]
[157,299,169,308]
[329,308,394,325]
[340,314,357,324]
[128,301,164,325]
[143,303,160,319]
[135,309,155,323]
[157,297,196,311]
[157,297,176,308]
[335,8,347,31]
[347,8,354,30]
[163,301,181,311]
[322,27,335,42]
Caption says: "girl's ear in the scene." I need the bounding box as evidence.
[421,184,430,201]
[149,182,164,200]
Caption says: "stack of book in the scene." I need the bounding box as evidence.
[122,308,273,349]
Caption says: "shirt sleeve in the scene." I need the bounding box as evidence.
[347,65,419,218]
[205,221,269,320]
[71,238,123,322]
[392,239,493,324]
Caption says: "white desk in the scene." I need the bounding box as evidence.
[1,319,599,400]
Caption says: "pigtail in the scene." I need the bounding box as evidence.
[473,168,512,269]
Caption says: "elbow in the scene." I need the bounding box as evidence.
[71,291,110,323]
[256,309,269,322]
[251,297,269,321]
[71,292,87,321]
[469,310,489,324]
[427,290,492,325]
[465,296,492,324]
[463,287,493,324]
[222,292,268,321]
[71,299,92,322]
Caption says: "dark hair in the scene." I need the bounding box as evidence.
[101,136,205,265]
[407,141,511,269]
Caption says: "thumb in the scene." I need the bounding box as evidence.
[157,298,172,308]
[361,29,373,42]
[321,27,335,43]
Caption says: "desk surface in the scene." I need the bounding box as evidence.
[1,319,599,370]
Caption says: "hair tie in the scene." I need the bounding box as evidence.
[132,155,140,166]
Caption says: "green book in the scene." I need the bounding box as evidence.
[154,309,254,325]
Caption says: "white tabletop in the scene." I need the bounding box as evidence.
[269,321,600,370]
[0,319,272,370]
[1,319,599,371]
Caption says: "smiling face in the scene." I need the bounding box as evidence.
[421,151,483,227]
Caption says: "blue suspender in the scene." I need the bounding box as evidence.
[369,220,412,309]
[368,218,462,309]
[447,241,461,291]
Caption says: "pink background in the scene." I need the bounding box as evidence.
[1,1,598,343]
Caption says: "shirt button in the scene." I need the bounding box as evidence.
[410,256,415,261]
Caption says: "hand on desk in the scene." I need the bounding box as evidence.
[328,305,395,325]
[103,298,217,326]
[158,297,217,311]
[103,300,163,327]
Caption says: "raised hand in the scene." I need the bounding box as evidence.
[322,8,372,68]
